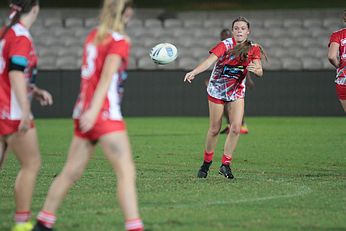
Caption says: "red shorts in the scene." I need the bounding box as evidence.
[74,119,126,142]
[208,95,227,105]
[0,119,35,136]
[336,84,346,100]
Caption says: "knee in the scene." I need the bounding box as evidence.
[230,123,241,135]
[208,126,221,136]
[22,156,41,174]
[62,168,84,184]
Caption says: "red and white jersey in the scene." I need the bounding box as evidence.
[207,37,261,101]
[0,23,37,120]
[329,28,346,85]
[73,29,130,121]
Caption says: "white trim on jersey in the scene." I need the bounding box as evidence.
[107,73,122,120]
[10,89,22,120]
[12,23,31,39]
[111,31,125,42]
[223,38,235,51]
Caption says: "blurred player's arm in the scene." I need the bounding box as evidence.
[79,54,121,133]
[32,85,53,106]
[328,42,340,69]
[247,59,263,77]
[29,68,53,106]
[184,54,218,83]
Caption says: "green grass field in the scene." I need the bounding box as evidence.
[1,117,346,231]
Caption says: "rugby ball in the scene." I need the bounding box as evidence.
[149,43,178,65]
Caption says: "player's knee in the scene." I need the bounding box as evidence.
[63,169,83,184]
[208,126,221,136]
[22,155,41,173]
[230,123,241,135]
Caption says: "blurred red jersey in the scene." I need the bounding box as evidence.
[0,23,37,120]
[73,29,130,121]
[329,28,346,85]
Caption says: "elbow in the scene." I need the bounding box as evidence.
[327,57,333,63]
[256,69,263,77]
[327,55,336,63]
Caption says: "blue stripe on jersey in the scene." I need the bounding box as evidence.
[11,56,28,67]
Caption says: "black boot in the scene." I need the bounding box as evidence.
[219,164,234,179]
[197,161,212,178]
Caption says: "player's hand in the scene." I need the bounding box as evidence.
[18,115,31,135]
[79,110,97,133]
[34,88,53,106]
[247,62,257,73]
[184,71,196,83]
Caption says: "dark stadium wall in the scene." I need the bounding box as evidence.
[32,70,344,118]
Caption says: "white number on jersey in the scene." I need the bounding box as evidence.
[0,40,6,74]
[81,44,97,79]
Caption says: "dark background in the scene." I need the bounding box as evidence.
[32,70,344,118]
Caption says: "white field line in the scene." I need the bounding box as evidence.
[141,184,313,209]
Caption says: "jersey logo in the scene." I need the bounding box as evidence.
[222,65,245,79]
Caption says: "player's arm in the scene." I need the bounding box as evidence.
[32,85,53,106]
[328,42,340,69]
[184,54,218,83]
[247,59,263,77]
[79,54,121,133]
[29,68,53,106]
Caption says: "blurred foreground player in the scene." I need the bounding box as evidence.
[0,0,53,230]
[33,1,144,231]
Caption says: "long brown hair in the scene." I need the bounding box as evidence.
[0,0,39,41]
[229,17,267,62]
[95,0,133,44]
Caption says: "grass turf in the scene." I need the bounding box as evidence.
[1,117,346,231]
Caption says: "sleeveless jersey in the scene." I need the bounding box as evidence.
[0,23,37,120]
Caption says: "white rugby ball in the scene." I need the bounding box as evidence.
[149,43,178,65]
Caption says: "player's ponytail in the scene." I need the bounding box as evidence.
[95,0,133,44]
[0,0,39,41]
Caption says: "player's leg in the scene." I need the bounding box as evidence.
[197,100,224,178]
[220,107,230,134]
[0,136,8,168]
[99,131,143,231]
[6,128,41,230]
[220,98,244,179]
[205,100,225,151]
[34,136,95,230]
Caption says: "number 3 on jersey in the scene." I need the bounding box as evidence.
[81,43,97,79]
